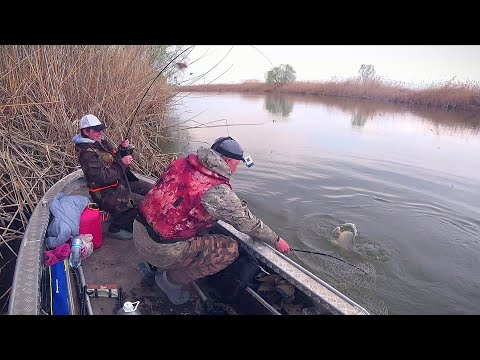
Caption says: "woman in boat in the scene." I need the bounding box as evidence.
[72,114,152,240]
[134,136,290,305]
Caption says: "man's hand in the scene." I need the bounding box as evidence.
[275,237,290,254]
[122,155,133,165]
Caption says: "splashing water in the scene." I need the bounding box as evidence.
[292,214,389,315]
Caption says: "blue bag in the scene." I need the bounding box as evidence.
[49,259,70,315]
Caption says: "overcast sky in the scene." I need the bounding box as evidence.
[180,45,480,86]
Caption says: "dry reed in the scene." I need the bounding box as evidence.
[0,45,179,252]
[178,78,480,111]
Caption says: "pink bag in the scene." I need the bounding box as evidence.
[44,243,71,267]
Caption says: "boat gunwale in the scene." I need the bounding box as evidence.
[219,222,370,315]
[8,169,86,315]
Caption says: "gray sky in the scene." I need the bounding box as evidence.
[181,45,480,86]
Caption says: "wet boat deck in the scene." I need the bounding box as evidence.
[69,185,206,315]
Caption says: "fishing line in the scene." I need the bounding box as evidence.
[250,45,274,68]
[290,247,368,274]
[176,120,272,131]
[125,45,195,139]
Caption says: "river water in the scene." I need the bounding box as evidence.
[167,92,480,315]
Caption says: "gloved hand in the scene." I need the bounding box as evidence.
[119,139,135,157]
[275,237,290,254]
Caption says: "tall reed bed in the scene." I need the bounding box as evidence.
[178,78,480,111]
[0,45,177,250]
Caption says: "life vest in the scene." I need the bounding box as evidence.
[139,154,230,240]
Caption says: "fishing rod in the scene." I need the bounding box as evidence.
[290,247,368,274]
[250,45,274,68]
[121,45,195,156]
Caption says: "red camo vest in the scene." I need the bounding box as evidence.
[139,154,230,240]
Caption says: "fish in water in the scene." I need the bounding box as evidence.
[331,223,358,248]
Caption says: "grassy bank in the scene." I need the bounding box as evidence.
[0,45,180,308]
[177,78,480,112]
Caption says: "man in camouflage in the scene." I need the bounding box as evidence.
[134,136,290,305]
[72,114,152,240]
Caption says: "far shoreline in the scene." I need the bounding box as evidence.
[176,79,480,112]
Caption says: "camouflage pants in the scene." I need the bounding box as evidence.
[133,221,239,285]
[109,179,153,233]
[167,234,240,285]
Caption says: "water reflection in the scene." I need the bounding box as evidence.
[351,110,368,127]
[161,112,213,156]
[177,91,478,140]
[290,93,480,137]
[264,95,294,117]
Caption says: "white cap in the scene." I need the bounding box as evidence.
[79,114,106,130]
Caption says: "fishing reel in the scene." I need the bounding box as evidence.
[119,144,135,157]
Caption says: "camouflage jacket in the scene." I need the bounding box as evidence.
[72,134,133,214]
[198,147,280,246]
[139,151,230,240]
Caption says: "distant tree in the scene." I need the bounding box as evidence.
[265,64,296,84]
[358,64,376,83]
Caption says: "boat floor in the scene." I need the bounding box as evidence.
[68,187,208,315]
[81,223,210,315]
[68,185,290,315]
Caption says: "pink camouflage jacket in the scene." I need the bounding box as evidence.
[139,147,280,246]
